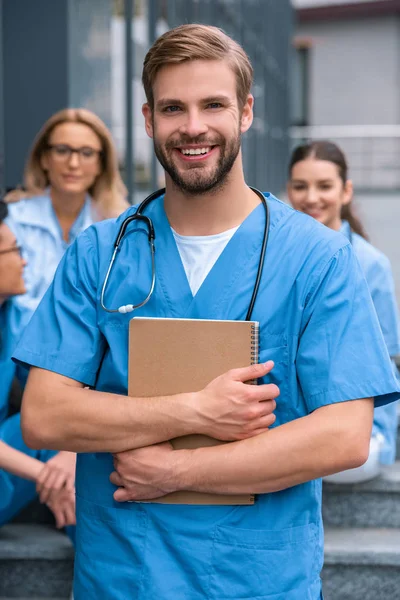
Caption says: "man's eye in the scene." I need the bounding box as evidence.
[164,106,181,113]
[207,103,222,109]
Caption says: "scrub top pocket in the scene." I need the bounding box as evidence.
[207,523,318,599]
[74,496,148,599]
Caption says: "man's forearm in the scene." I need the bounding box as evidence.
[22,371,198,453]
[22,363,277,455]
[175,400,373,495]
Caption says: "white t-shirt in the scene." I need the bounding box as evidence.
[172,226,239,296]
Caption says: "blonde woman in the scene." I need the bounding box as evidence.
[6,108,128,318]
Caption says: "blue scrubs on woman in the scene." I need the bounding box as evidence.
[341,220,400,464]
[6,193,94,320]
[0,301,55,525]
[13,194,399,599]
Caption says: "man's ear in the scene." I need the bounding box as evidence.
[240,94,254,134]
[142,103,154,138]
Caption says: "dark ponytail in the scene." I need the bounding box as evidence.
[289,140,368,240]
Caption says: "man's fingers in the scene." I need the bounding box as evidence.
[113,487,130,503]
[230,361,274,382]
[109,471,124,487]
[254,383,280,403]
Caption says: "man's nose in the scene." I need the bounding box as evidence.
[179,109,208,138]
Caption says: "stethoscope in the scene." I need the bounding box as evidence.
[100,186,270,321]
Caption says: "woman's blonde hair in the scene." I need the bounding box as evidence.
[142,24,253,110]
[6,108,128,219]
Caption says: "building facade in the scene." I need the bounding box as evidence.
[0,0,293,200]
[292,0,400,190]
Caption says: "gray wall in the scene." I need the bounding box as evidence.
[1,0,112,190]
[297,15,400,125]
[68,0,113,127]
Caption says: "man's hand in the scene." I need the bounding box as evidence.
[36,451,76,504]
[194,361,278,441]
[110,443,183,502]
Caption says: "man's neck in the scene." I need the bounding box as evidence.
[164,163,261,236]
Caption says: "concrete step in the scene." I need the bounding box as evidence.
[322,527,400,600]
[323,461,400,528]
[0,524,73,598]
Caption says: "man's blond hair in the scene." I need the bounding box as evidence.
[142,24,253,109]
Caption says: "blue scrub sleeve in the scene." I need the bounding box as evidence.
[12,231,106,386]
[368,256,400,357]
[297,244,400,411]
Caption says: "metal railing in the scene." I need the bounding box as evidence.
[290,125,400,191]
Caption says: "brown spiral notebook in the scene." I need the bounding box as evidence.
[128,317,259,505]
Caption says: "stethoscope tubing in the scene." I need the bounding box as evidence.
[100,186,269,319]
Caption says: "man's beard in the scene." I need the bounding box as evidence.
[153,128,241,195]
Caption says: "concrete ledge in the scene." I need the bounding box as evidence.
[0,525,73,598]
[323,462,400,528]
[324,527,400,567]
[0,524,74,560]
[323,528,400,600]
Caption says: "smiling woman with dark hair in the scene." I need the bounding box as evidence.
[0,200,76,533]
[288,140,400,482]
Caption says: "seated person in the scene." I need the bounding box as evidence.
[0,200,75,532]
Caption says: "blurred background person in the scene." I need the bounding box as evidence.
[0,199,76,534]
[5,108,128,320]
[287,140,400,483]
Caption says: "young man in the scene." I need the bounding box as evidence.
[0,200,75,530]
[15,25,399,599]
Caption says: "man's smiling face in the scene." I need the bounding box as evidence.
[143,59,253,195]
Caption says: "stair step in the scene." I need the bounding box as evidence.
[322,528,400,600]
[323,461,400,528]
[0,524,73,598]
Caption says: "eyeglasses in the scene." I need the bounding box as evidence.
[0,245,23,257]
[46,144,103,163]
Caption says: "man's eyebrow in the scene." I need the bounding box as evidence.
[202,95,230,104]
[155,98,183,109]
[155,95,231,109]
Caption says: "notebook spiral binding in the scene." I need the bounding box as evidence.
[249,323,260,385]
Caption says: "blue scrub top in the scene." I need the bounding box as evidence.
[13,194,400,599]
[341,220,400,463]
[0,302,17,424]
[341,221,400,356]
[6,193,94,321]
